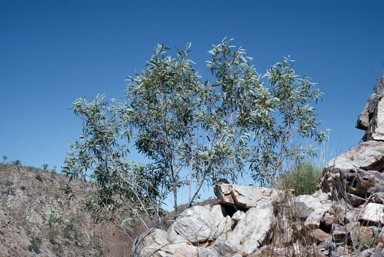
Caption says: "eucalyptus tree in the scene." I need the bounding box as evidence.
[54,39,326,240]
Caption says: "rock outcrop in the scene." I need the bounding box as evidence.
[133,77,384,256]
[320,78,384,206]
[133,184,384,256]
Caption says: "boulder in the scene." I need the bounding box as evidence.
[141,244,219,257]
[170,206,222,244]
[232,210,245,222]
[209,215,234,240]
[305,209,327,230]
[132,229,169,256]
[323,212,338,228]
[319,140,384,199]
[356,93,381,131]
[295,195,330,219]
[214,184,281,209]
[358,203,384,225]
[210,205,225,220]
[332,225,346,243]
[312,229,332,242]
[214,202,274,256]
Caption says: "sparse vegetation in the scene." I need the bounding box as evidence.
[27,237,41,254]
[0,163,110,255]
[35,174,43,182]
[5,180,13,187]
[352,229,379,250]
[273,162,323,195]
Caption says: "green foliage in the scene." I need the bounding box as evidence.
[2,156,7,163]
[273,162,322,195]
[5,181,13,187]
[41,164,48,171]
[250,57,325,185]
[61,38,327,239]
[62,225,73,239]
[353,229,379,250]
[20,186,26,190]
[27,237,41,254]
[330,200,341,217]
[12,159,21,166]
[35,174,43,182]
[45,199,70,227]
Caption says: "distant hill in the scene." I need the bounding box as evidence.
[0,163,131,257]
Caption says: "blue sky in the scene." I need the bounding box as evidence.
[1,1,383,202]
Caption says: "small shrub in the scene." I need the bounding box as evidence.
[35,174,43,182]
[27,238,41,254]
[20,186,26,190]
[273,162,323,195]
[63,225,73,239]
[5,181,13,187]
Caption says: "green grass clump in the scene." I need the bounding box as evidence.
[273,162,323,195]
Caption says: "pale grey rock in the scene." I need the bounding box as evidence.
[232,210,245,222]
[359,248,375,257]
[372,249,384,257]
[167,223,180,243]
[203,204,211,211]
[133,229,169,257]
[323,140,384,174]
[167,223,190,245]
[214,202,274,256]
[214,234,240,257]
[319,140,384,198]
[312,190,331,201]
[139,246,170,257]
[141,244,219,257]
[209,215,234,240]
[332,225,346,243]
[210,204,225,221]
[305,208,327,230]
[295,195,328,219]
[345,209,358,224]
[172,206,221,244]
[358,203,384,224]
[214,183,281,209]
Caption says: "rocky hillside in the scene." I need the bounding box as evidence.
[0,163,131,257]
